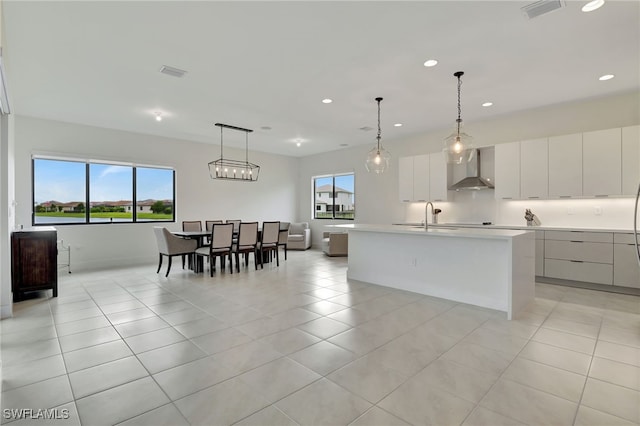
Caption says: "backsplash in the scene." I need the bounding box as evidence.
[404,191,637,230]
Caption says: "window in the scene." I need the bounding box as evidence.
[313,173,355,220]
[32,157,175,225]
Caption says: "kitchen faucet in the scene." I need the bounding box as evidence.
[424,202,442,230]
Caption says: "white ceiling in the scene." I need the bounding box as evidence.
[3,1,639,157]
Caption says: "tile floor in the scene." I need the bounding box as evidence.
[1,249,639,425]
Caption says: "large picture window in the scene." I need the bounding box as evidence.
[32,157,175,225]
[313,173,355,220]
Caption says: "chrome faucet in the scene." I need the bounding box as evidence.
[424,202,442,230]
[425,202,434,230]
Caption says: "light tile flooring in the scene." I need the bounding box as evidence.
[1,250,639,425]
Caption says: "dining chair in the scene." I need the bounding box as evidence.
[277,222,290,261]
[182,220,202,231]
[259,221,281,268]
[195,223,234,276]
[226,219,241,234]
[153,227,197,277]
[205,220,224,244]
[232,222,259,272]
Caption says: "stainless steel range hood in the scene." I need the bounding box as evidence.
[448,149,495,191]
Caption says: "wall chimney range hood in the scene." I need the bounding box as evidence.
[448,149,495,191]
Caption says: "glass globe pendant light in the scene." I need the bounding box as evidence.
[365,97,391,173]
[443,71,474,164]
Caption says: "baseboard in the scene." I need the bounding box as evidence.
[536,276,640,296]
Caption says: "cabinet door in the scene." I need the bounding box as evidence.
[429,153,448,202]
[622,125,640,196]
[549,133,582,198]
[613,243,640,288]
[494,142,520,199]
[413,155,429,202]
[520,138,548,199]
[583,128,621,197]
[398,156,414,202]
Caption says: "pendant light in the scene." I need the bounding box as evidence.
[443,71,474,164]
[365,97,391,173]
[208,123,260,181]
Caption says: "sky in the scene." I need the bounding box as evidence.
[34,159,173,203]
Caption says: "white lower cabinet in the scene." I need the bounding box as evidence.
[543,231,613,285]
[535,231,544,276]
[613,233,640,288]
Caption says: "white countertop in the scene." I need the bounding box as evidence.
[392,223,636,234]
[333,223,530,240]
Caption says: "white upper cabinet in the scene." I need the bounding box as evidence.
[548,133,582,198]
[413,154,429,202]
[429,153,448,202]
[398,156,414,202]
[622,125,640,196]
[583,128,622,197]
[494,142,520,199]
[520,138,548,199]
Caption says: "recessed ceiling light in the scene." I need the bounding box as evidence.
[423,59,438,67]
[296,142,301,147]
[482,102,493,107]
[155,112,162,122]
[322,98,333,104]
[599,74,614,81]
[394,123,403,127]
[582,0,604,12]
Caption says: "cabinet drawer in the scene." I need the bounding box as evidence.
[545,240,613,263]
[614,233,639,244]
[544,259,613,285]
[545,230,613,243]
[613,244,640,288]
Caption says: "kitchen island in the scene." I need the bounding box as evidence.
[341,224,535,320]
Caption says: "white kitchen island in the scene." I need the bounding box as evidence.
[342,224,535,320]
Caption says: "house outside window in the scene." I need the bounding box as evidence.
[32,157,175,225]
[313,173,355,219]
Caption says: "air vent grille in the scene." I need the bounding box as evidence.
[522,0,565,19]
[359,126,373,132]
[159,65,187,78]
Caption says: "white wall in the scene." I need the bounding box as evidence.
[13,116,299,271]
[0,114,14,319]
[299,91,640,245]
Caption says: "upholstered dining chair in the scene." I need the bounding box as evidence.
[232,222,259,272]
[153,227,197,277]
[195,223,234,276]
[277,222,290,260]
[226,219,241,234]
[182,220,202,231]
[205,220,224,244]
[259,221,281,268]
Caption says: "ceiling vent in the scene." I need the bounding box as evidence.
[159,65,187,78]
[521,0,565,19]
[359,126,373,132]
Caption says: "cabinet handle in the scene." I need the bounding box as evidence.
[502,197,513,200]
[570,260,584,263]
[528,196,540,199]
[570,241,583,243]
[402,200,410,202]
[559,195,572,199]
[417,199,426,202]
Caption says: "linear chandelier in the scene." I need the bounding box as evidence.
[208,123,260,182]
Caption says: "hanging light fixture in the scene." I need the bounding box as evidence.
[443,71,474,164]
[365,97,391,173]
[208,123,260,182]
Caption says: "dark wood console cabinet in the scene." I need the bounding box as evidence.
[11,227,58,302]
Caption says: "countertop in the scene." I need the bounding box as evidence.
[333,224,530,240]
[392,223,636,234]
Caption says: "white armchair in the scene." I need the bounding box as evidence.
[287,222,311,250]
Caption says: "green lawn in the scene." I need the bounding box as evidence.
[35,212,173,220]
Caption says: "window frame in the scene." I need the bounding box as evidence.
[31,156,176,226]
[312,172,355,220]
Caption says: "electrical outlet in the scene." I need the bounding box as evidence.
[594,206,602,216]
